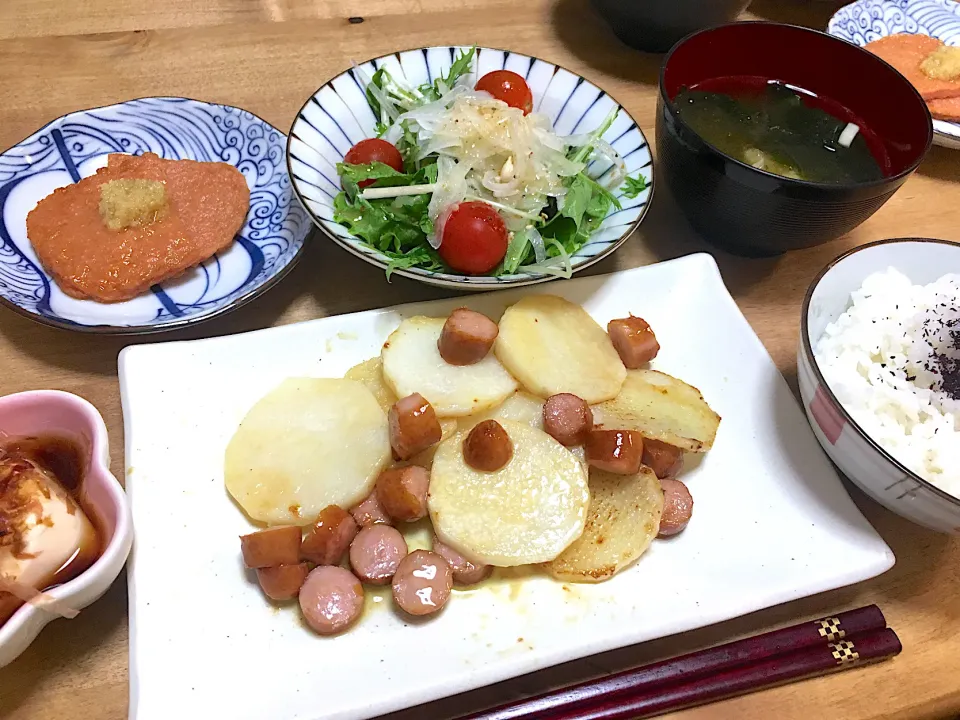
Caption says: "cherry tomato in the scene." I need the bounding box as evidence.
[343,138,404,188]
[439,201,509,275]
[475,70,534,115]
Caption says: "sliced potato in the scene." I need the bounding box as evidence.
[546,466,663,583]
[593,369,720,452]
[428,420,590,566]
[496,295,626,403]
[225,378,391,525]
[457,391,545,432]
[344,357,396,413]
[382,316,518,417]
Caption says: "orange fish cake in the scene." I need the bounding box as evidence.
[26,152,250,303]
[927,95,960,121]
[865,34,960,101]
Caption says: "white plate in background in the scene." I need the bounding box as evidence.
[120,254,893,720]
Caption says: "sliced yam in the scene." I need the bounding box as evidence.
[428,420,590,566]
[496,295,626,404]
[928,95,960,121]
[546,466,663,583]
[344,357,397,414]
[457,391,546,432]
[381,316,518,417]
[225,378,391,525]
[593,369,720,453]
[865,34,960,100]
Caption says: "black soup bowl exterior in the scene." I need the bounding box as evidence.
[656,22,933,257]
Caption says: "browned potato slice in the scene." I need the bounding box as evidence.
[593,369,720,452]
[546,465,663,583]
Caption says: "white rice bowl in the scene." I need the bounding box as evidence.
[814,268,960,499]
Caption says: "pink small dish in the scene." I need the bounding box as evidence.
[0,390,133,667]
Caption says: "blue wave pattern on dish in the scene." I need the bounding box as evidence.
[0,97,309,329]
[828,0,960,141]
[288,47,653,287]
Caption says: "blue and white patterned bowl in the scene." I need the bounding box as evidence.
[0,97,310,333]
[287,47,653,290]
[828,0,960,149]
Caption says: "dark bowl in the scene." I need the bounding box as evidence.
[592,0,752,54]
[656,22,933,257]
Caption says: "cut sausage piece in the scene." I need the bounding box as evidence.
[389,393,442,460]
[300,505,358,565]
[240,526,302,568]
[349,525,408,585]
[543,393,593,446]
[299,566,365,635]
[463,419,513,472]
[350,492,392,528]
[642,438,684,479]
[607,317,660,369]
[438,308,499,366]
[392,550,453,616]
[376,465,430,522]
[432,537,492,586]
[659,478,693,537]
[257,563,310,600]
[586,429,644,475]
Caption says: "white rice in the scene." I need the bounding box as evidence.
[814,267,960,498]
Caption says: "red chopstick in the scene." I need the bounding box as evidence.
[459,605,889,720]
[548,628,901,720]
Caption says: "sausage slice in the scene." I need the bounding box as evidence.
[607,316,660,368]
[376,465,430,522]
[659,478,693,537]
[433,537,492,586]
[585,429,644,475]
[642,438,684,479]
[392,550,453,617]
[438,308,499,365]
[301,505,358,565]
[257,563,310,601]
[543,393,593,446]
[240,526,302,568]
[389,393,442,460]
[349,525,408,585]
[299,566,365,635]
[350,491,392,528]
[463,419,513,471]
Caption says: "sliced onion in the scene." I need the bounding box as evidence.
[527,225,547,263]
[593,137,626,189]
[481,170,521,197]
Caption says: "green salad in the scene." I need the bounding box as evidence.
[333,48,647,278]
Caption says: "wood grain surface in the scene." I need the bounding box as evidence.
[0,1,958,718]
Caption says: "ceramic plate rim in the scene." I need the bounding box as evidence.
[286,45,653,289]
[0,96,310,335]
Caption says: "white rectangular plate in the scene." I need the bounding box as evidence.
[120,254,893,720]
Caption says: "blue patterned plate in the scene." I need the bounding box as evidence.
[0,97,310,333]
[828,0,960,149]
[287,47,653,290]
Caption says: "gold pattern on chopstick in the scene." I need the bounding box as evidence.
[829,640,860,665]
[817,617,845,642]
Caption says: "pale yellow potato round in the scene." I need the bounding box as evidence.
[428,420,590,566]
[457,391,545,432]
[546,466,663,583]
[381,316,518,417]
[344,357,397,413]
[593,369,720,452]
[225,378,391,526]
[495,295,626,403]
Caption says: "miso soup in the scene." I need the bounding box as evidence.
[674,77,888,184]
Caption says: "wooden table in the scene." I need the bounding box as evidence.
[1,0,959,718]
